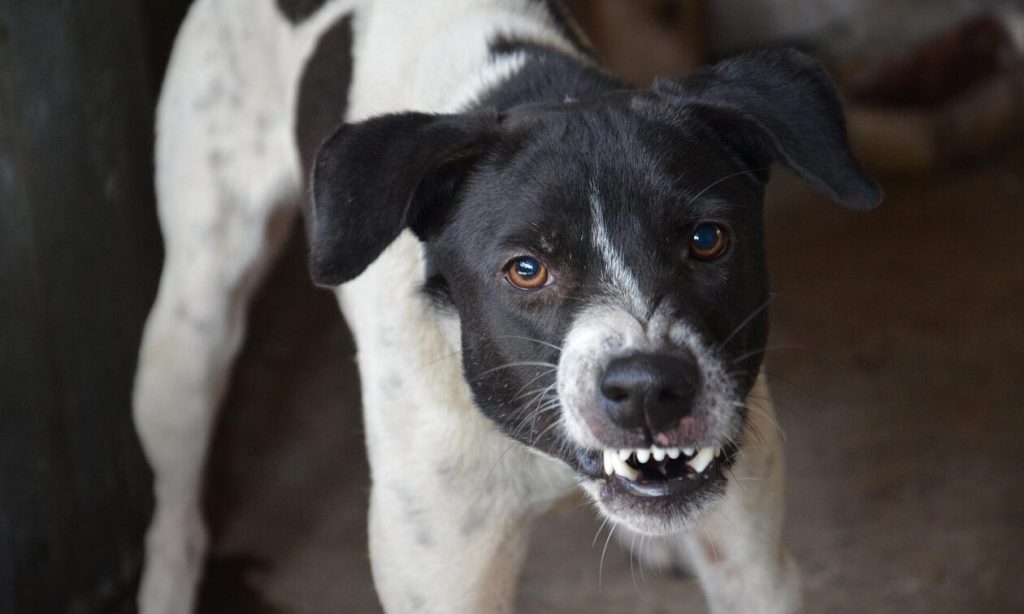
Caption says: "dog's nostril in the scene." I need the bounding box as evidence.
[601,384,630,402]
[658,388,683,403]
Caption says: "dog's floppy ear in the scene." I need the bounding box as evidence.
[653,48,881,209]
[309,110,498,286]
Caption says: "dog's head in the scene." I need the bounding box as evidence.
[309,50,880,534]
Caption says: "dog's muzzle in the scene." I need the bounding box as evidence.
[557,308,744,532]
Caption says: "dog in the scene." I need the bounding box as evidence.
[133,0,880,612]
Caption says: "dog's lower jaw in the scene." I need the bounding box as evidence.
[579,477,725,537]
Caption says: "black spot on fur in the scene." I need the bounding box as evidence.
[296,14,353,176]
[276,0,327,24]
[393,488,435,548]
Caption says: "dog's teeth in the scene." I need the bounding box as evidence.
[611,454,639,481]
[686,447,716,474]
[605,444,717,479]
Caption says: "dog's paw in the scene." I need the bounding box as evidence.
[138,507,208,614]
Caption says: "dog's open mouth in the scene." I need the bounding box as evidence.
[585,443,737,499]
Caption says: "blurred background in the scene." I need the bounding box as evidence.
[1,0,1022,612]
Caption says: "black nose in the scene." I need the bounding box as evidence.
[599,352,701,434]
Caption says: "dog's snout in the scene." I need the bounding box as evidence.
[600,353,701,434]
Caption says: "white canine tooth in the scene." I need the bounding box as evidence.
[682,447,695,457]
[635,449,651,463]
[652,447,666,462]
[686,447,716,474]
[611,455,639,480]
[667,447,681,459]
[603,450,614,476]
[714,445,723,458]
[618,449,632,462]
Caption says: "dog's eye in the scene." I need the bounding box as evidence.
[689,222,729,260]
[505,256,550,289]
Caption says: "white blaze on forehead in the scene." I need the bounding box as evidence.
[588,184,648,317]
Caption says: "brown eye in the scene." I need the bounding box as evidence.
[506,256,549,289]
[689,222,729,260]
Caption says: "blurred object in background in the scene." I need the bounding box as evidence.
[567,0,705,84]
[570,1,1024,174]
[705,0,1024,62]
[0,1,163,612]
[844,12,1024,107]
[841,11,1024,173]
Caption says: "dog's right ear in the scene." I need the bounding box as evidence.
[309,110,498,286]
[652,49,881,210]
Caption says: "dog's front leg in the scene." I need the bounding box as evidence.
[362,399,574,614]
[626,377,801,613]
[684,450,801,614]
[689,378,800,614]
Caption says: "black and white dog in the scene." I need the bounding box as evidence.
[133,0,880,612]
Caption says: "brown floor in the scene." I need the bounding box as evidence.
[198,145,1024,613]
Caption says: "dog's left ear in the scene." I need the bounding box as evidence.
[653,48,881,209]
[309,110,498,286]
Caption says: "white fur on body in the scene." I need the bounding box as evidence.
[134,0,799,612]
